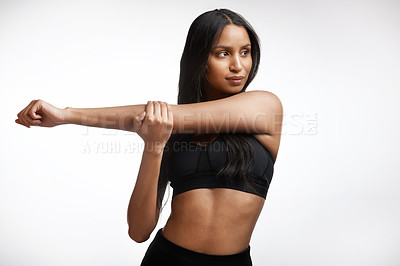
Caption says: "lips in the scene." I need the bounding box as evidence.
[226,76,245,80]
[226,76,245,86]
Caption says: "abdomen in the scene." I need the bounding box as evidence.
[162,188,265,255]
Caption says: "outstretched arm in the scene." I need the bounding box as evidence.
[64,104,147,132]
[16,90,282,135]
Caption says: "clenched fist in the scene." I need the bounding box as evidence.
[15,99,66,128]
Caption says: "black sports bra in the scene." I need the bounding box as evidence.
[166,134,274,199]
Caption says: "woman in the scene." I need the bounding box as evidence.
[15,9,282,266]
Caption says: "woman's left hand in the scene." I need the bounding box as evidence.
[136,101,173,154]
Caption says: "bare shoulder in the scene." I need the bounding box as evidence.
[243,90,283,131]
[245,90,283,112]
[246,90,283,163]
[171,89,283,136]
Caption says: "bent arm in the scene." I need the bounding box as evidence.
[127,149,164,243]
[127,101,172,243]
[63,90,282,135]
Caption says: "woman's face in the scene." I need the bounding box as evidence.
[204,24,252,101]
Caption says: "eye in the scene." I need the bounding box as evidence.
[241,50,250,56]
[218,51,229,57]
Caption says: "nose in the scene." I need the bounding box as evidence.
[229,54,243,73]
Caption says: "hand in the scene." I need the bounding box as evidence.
[137,101,173,153]
[15,99,66,128]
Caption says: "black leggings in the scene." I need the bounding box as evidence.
[140,228,253,266]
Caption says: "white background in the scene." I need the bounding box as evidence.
[1,0,399,265]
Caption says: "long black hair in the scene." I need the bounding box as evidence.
[156,9,261,212]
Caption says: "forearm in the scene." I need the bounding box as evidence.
[127,148,163,242]
[63,104,146,132]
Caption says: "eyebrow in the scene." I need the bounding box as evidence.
[212,44,251,50]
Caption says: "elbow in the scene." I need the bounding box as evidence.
[127,210,159,243]
[128,228,151,243]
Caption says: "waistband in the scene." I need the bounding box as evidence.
[154,228,251,264]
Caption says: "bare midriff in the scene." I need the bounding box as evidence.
[161,188,265,255]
